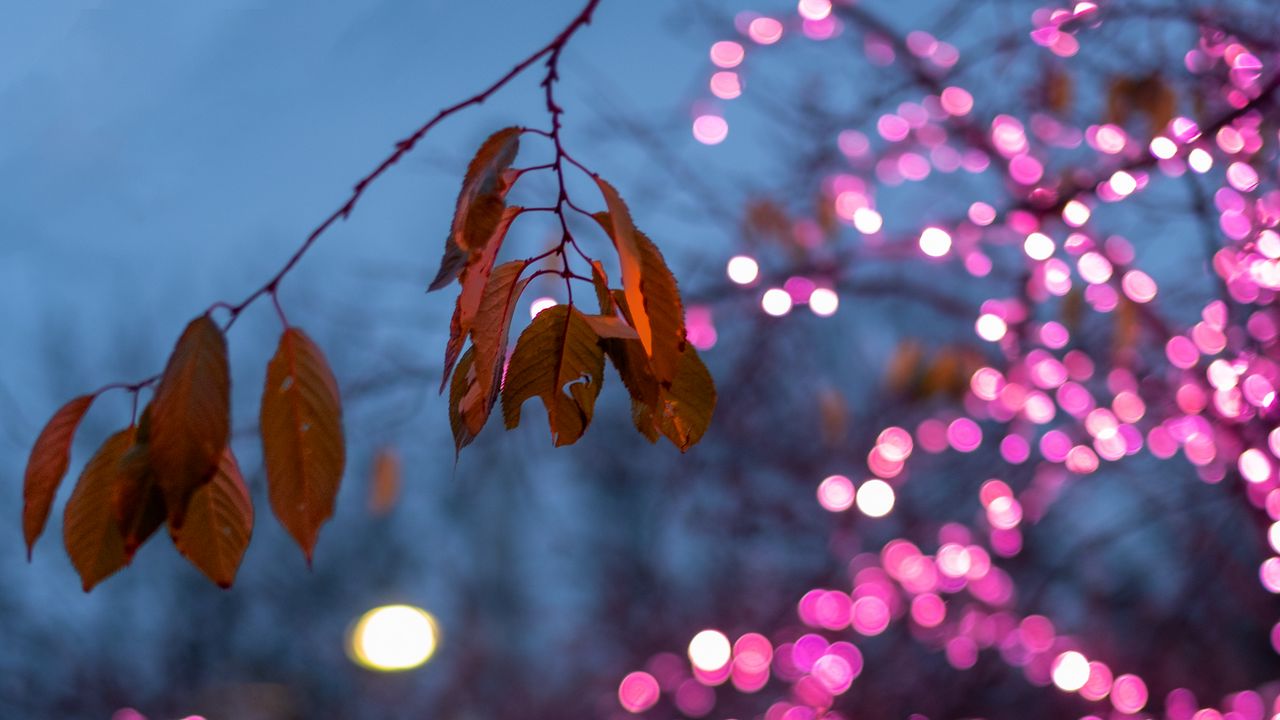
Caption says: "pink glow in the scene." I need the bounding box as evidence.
[1261,558,1280,593]
[693,115,729,145]
[709,71,742,100]
[797,0,832,21]
[1009,154,1044,184]
[947,418,982,452]
[674,679,715,717]
[1001,434,1031,463]
[811,654,853,694]
[1110,674,1149,714]
[1121,270,1157,303]
[817,474,855,511]
[618,672,661,713]
[941,87,974,116]
[813,590,853,630]
[710,40,745,68]
[969,201,996,225]
[851,596,891,636]
[1080,661,1113,701]
[911,593,946,628]
[748,17,784,45]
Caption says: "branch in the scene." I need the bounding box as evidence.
[88,0,603,404]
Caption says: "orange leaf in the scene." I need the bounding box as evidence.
[590,260,613,313]
[469,259,530,419]
[22,394,94,559]
[368,447,400,516]
[654,345,716,452]
[592,205,685,385]
[110,402,166,559]
[448,347,482,452]
[260,328,345,563]
[501,304,605,447]
[440,302,466,395]
[439,206,522,392]
[149,316,231,529]
[428,127,521,291]
[171,447,253,588]
[63,428,133,592]
[583,314,640,340]
[593,178,653,358]
[114,442,166,560]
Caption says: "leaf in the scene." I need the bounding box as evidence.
[149,315,231,529]
[260,327,345,563]
[22,394,94,559]
[590,260,613,313]
[428,242,470,293]
[600,291,662,439]
[655,345,716,451]
[631,346,717,452]
[631,229,686,385]
[593,178,654,357]
[743,197,793,248]
[501,304,605,447]
[63,429,133,592]
[583,314,640,340]
[111,402,165,558]
[439,206,523,392]
[171,447,253,588]
[114,443,166,560]
[1107,74,1175,135]
[440,303,466,396]
[885,340,924,396]
[428,127,521,291]
[368,447,400,516]
[449,347,482,452]
[468,260,531,426]
[818,386,849,448]
[1113,297,1139,367]
[1045,64,1073,114]
[604,338,661,442]
[593,205,685,385]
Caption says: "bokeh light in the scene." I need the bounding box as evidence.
[688,630,732,672]
[919,227,952,257]
[1051,651,1090,692]
[618,671,660,713]
[693,114,729,145]
[855,479,895,518]
[348,605,439,672]
[726,255,760,285]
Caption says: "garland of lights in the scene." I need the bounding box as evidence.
[615,2,1280,718]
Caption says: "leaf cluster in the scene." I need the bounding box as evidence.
[431,128,716,452]
[23,318,344,589]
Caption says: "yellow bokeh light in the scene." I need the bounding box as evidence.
[348,605,439,672]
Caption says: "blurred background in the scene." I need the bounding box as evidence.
[3,1,1280,718]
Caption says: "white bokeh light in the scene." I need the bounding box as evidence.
[349,605,440,672]
[856,479,895,518]
[761,288,793,316]
[809,288,839,317]
[727,255,760,285]
[688,629,731,671]
[1051,651,1090,692]
[919,227,952,257]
